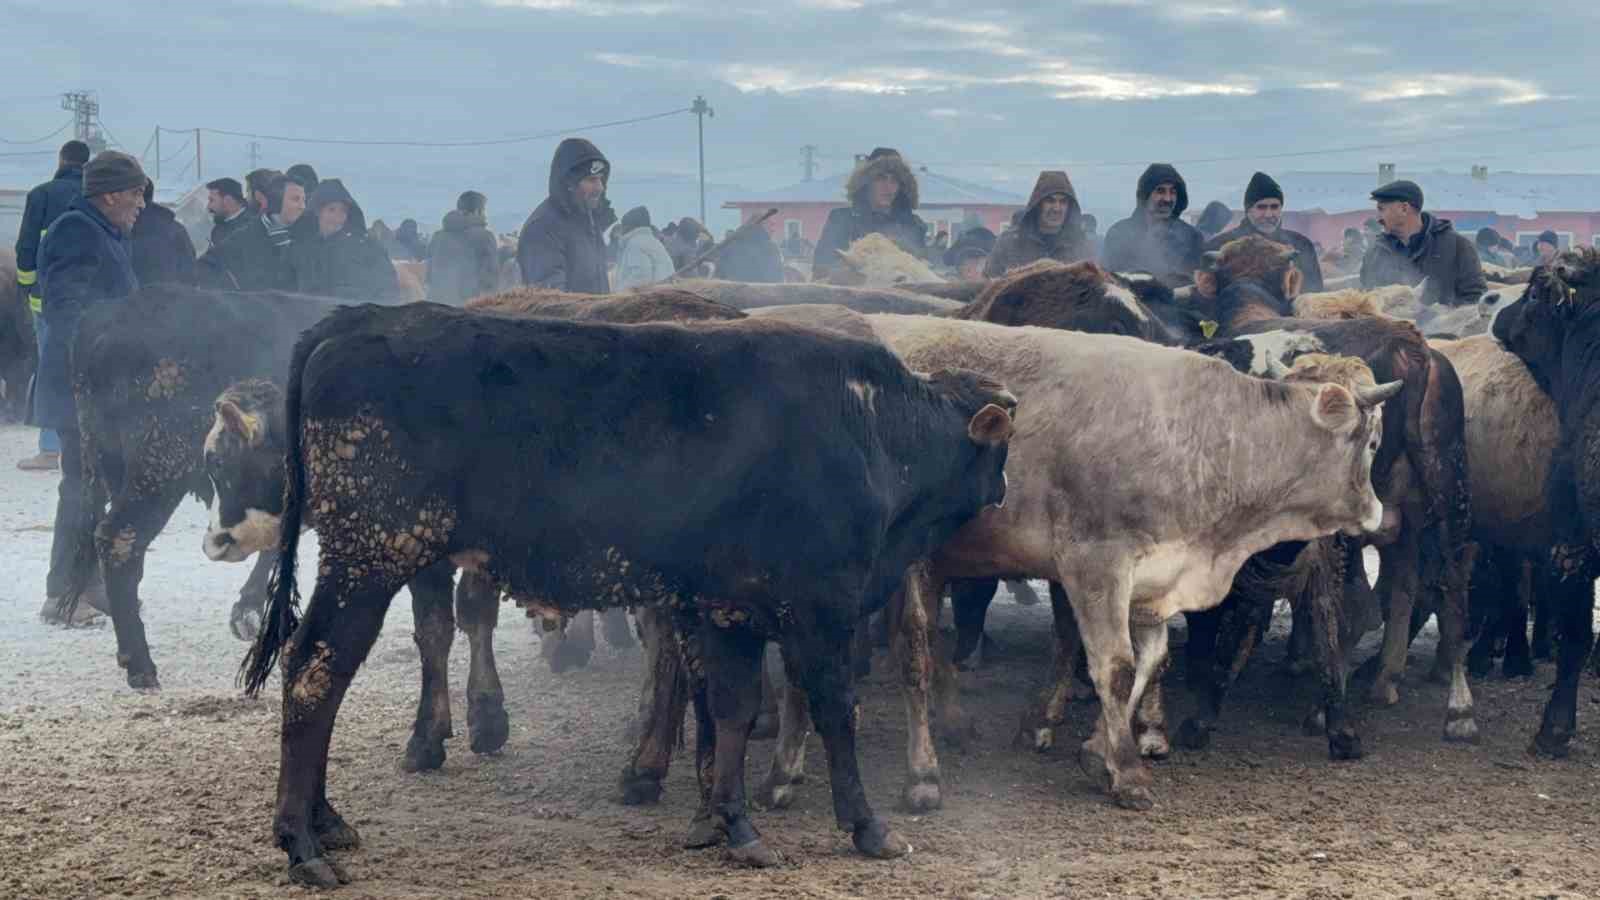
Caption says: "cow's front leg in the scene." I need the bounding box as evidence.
[757,680,811,810]
[455,568,508,755]
[1364,517,1422,705]
[98,485,187,690]
[1176,591,1270,752]
[699,614,776,867]
[620,604,688,805]
[402,562,457,773]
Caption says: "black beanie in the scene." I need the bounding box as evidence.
[82,151,147,197]
[1244,171,1283,208]
[619,206,651,232]
[1537,230,1560,248]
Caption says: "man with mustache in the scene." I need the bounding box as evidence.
[1205,171,1324,292]
[983,170,1091,276]
[1101,163,1204,288]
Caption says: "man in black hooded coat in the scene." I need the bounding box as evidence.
[286,179,398,301]
[517,138,615,294]
[1101,163,1205,287]
[130,179,197,287]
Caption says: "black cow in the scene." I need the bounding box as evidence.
[239,302,1015,886]
[57,286,377,688]
[0,254,34,422]
[1489,250,1600,757]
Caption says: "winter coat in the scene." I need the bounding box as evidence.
[425,210,499,304]
[14,163,84,304]
[287,180,399,302]
[517,138,615,294]
[34,196,139,430]
[716,227,784,284]
[1101,163,1205,287]
[209,210,253,251]
[983,171,1092,277]
[197,215,296,292]
[612,226,676,290]
[1206,220,1325,293]
[812,152,928,279]
[130,202,197,288]
[1360,213,1486,307]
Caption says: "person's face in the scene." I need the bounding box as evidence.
[100,185,145,232]
[1537,241,1558,263]
[279,183,307,226]
[1247,198,1283,233]
[207,190,242,219]
[1038,194,1070,232]
[958,256,986,282]
[1344,233,1363,255]
[318,200,349,237]
[1146,183,1178,219]
[574,175,605,209]
[1376,200,1413,236]
[870,171,899,212]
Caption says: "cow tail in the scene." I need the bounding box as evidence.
[239,331,315,697]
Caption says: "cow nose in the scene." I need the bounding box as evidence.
[216,532,235,546]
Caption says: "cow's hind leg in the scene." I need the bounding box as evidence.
[1062,568,1152,810]
[700,617,777,867]
[757,678,811,810]
[402,562,457,773]
[229,549,279,642]
[275,570,405,888]
[1362,521,1422,706]
[456,570,508,755]
[1016,582,1085,752]
[99,485,187,690]
[893,562,944,812]
[620,604,688,805]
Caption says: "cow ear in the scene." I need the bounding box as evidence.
[1193,269,1218,300]
[1283,267,1303,301]
[1310,383,1358,434]
[967,403,1014,446]
[216,398,264,447]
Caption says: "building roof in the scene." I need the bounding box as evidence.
[726,167,1024,207]
[1185,170,1600,219]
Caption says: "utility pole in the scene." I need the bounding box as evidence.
[195,128,203,183]
[691,95,713,224]
[61,91,106,155]
[801,144,818,182]
[154,128,160,182]
[249,141,260,170]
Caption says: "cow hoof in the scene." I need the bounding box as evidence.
[750,711,779,742]
[1077,746,1113,792]
[727,838,782,868]
[902,778,942,813]
[853,818,909,860]
[1138,729,1170,760]
[401,735,446,773]
[468,702,509,755]
[756,772,803,811]
[684,813,724,849]
[1175,718,1212,751]
[289,857,346,888]
[1443,714,1480,744]
[1029,725,1055,753]
[618,764,665,805]
[1530,728,1572,759]
[314,816,362,851]
[126,669,160,692]
[1501,656,1534,680]
[1302,710,1327,736]
[1328,729,1363,761]
[1112,784,1156,811]
[1367,680,1400,707]
[229,601,263,642]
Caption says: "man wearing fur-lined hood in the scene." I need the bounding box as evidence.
[812,147,928,279]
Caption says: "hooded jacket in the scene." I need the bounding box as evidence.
[1206,220,1325,293]
[130,201,197,288]
[34,195,139,430]
[715,225,785,283]
[426,210,500,304]
[286,179,399,302]
[517,138,616,294]
[14,163,84,304]
[1360,212,1486,306]
[612,224,676,290]
[1101,163,1205,287]
[983,171,1091,277]
[197,213,297,292]
[812,149,928,278]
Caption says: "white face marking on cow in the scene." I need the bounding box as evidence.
[846,378,878,414]
[1104,283,1149,323]
[1243,330,1326,377]
[203,413,226,457]
[203,508,282,563]
[1120,272,1155,284]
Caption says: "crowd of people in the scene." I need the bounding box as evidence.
[9,135,1531,621]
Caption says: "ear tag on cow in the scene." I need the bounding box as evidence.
[1200,320,1218,339]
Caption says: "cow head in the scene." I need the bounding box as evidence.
[1280,354,1400,536]
[922,367,1016,511]
[1493,249,1600,392]
[1194,236,1301,312]
[202,379,287,563]
[961,260,1163,342]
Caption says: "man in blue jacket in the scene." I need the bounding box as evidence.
[35,151,147,624]
[13,139,91,471]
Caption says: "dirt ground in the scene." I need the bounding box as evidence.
[1,421,1598,900]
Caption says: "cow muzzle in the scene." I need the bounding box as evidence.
[1346,498,1385,537]
[202,509,282,562]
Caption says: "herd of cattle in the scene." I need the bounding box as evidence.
[11,234,1600,889]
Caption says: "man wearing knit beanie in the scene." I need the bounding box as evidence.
[1204,171,1324,292]
[33,150,147,625]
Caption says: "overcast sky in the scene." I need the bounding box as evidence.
[5,0,1599,232]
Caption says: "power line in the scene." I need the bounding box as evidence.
[0,148,56,158]
[157,107,693,149]
[97,120,123,150]
[161,138,193,166]
[0,119,72,145]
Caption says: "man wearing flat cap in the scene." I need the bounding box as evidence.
[518,137,615,294]
[205,176,251,250]
[34,150,147,624]
[1361,178,1484,306]
[1206,171,1324,292]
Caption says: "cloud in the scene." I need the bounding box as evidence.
[1359,75,1549,106]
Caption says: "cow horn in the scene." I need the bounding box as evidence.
[1409,276,1430,304]
[1354,380,1403,408]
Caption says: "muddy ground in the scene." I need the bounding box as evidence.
[1,422,1598,899]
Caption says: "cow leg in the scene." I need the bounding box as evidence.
[1365,521,1422,706]
[1130,619,1171,763]
[950,577,999,668]
[756,680,812,810]
[98,486,187,690]
[601,606,636,651]
[1530,564,1556,662]
[1431,535,1479,743]
[620,604,688,806]
[1064,570,1153,810]
[1177,592,1268,751]
[455,569,508,756]
[1017,582,1084,752]
[1500,558,1536,679]
[228,549,278,642]
[1299,545,1362,760]
[274,570,404,888]
[893,562,943,812]
[679,612,722,849]
[402,562,457,773]
[542,609,597,673]
[1531,570,1596,758]
[1466,547,1510,679]
[1282,597,1317,676]
[699,618,777,867]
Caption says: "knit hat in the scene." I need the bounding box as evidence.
[1244,171,1283,208]
[82,151,147,197]
[943,226,997,267]
[1370,180,1423,210]
[1537,229,1560,249]
[206,177,246,205]
[619,206,651,233]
